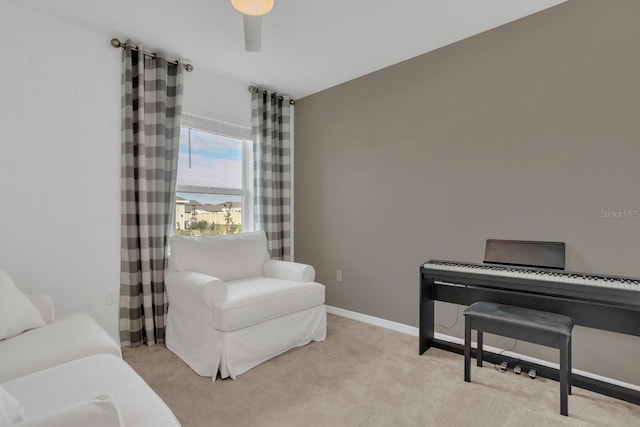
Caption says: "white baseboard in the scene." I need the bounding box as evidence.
[325,305,640,393]
[327,305,420,336]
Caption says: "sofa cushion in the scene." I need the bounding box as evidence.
[213,277,325,331]
[3,354,180,427]
[18,395,123,427]
[0,313,122,383]
[0,385,24,425]
[0,268,45,341]
[171,231,270,281]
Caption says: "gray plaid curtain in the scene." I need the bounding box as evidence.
[252,90,292,260]
[120,42,183,347]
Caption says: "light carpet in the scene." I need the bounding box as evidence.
[123,314,640,426]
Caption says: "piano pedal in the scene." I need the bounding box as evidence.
[528,369,537,379]
[499,361,508,372]
[514,364,522,375]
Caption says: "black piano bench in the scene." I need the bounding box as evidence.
[463,301,575,416]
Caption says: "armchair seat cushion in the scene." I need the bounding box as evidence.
[213,277,325,332]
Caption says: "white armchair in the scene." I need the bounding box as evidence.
[165,231,326,380]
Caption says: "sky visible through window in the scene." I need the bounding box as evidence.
[177,127,242,188]
[176,127,243,205]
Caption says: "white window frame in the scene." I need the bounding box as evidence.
[176,114,254,232]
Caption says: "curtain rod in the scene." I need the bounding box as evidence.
[249,86,295,105]
[111,38,193,72]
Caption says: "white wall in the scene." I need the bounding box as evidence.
[183,69,251,126]
[0,0,250,342]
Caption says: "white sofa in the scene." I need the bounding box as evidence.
[166,230,326,379]
[0,268,180,426]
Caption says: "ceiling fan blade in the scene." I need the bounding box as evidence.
[243,15,262,52]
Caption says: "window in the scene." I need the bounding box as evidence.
[175,115,253,236]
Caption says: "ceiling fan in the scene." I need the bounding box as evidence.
[231,0,274,52]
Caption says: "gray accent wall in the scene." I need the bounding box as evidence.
[294,0,640,385]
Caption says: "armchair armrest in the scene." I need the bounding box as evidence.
[165,271,227,309]
[263,260,315,282]
[27,293,55,324]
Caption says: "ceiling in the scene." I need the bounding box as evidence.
[11,0,566,100]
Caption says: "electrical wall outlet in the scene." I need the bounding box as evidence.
[336,269,343,283]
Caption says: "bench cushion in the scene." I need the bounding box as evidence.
[464,302,574,337]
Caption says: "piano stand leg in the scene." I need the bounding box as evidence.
[419,278,434,354]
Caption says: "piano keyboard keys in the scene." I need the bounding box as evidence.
[424,260,640,291]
